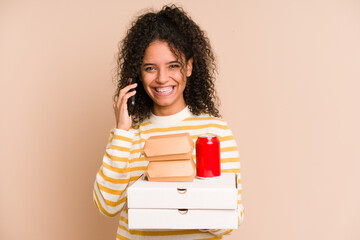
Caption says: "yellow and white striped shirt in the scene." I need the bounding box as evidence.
[93,107,244,240]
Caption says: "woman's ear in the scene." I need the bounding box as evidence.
[186,57,193,77]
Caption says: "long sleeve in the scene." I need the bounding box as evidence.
[93,128,135,217]
[221,127,245,226]
[201,122,245,237]
[93,111,244,239]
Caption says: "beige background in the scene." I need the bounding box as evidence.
[1,0,359,239]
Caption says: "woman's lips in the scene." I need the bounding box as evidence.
[153,86,175,96]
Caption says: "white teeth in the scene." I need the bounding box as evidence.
[155,87,173,93]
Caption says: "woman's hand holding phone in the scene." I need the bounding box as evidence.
[113,79,137,131]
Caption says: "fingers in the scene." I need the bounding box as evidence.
[113,89,137,110]
[115,82,137,107]
[123,90,137,103]
[119,83,137,97]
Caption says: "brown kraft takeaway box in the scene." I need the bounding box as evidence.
[143,133,196,182]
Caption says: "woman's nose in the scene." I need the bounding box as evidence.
[156,68,168,84]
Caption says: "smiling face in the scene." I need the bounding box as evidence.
[140,40,193,116]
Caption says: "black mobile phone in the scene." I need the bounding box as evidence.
[127,76,138,116]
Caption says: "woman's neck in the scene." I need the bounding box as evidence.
[152,102,187,116]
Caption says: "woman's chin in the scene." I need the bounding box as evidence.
[150,95,176,108]
[153,101,173,108]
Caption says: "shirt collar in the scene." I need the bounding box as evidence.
[149,106,192,126]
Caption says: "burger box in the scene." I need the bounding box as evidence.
[127,173,238,229]
[143,133,196,182]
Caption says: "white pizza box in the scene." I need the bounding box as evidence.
[128,208,238,229]
[127,173,238,229]
[127,173,237,209]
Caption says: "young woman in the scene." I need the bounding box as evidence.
[93,5,244,240]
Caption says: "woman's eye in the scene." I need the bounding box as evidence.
[145,66,155,71]
[169,64,180,69]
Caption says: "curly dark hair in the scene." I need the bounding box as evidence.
[114,4,220,122]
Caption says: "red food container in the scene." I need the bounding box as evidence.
[196,135,221,178]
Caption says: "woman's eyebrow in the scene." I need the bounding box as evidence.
[143,60,181,66]
[168,60,181,64]
[143,63,155,66]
